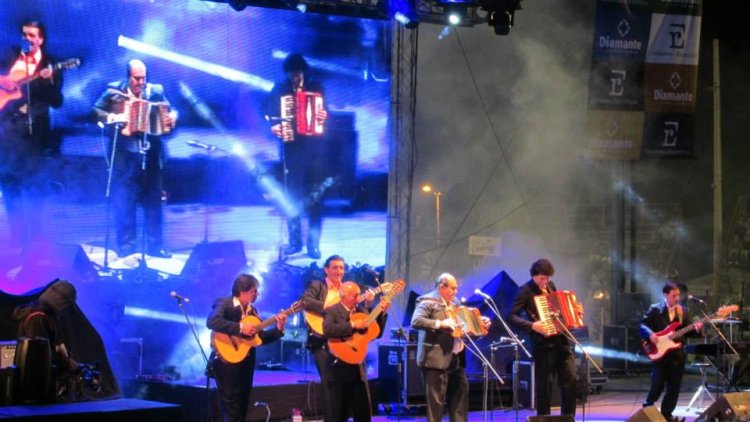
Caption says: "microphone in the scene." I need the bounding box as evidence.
[21,40,32,54]
[170,291,190,303]
[688,295,705,304]
[474,289,492,300]
[186,140,217,151]
[145,82,153,98]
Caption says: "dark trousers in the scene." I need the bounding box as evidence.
[212,355,256,422]
[533,343,577,416]
[422,354,469,422]
[282,139,326,251]
[310,343,333,421]
[112,148,163,254]
[644,350,685,418]
[326,363,372,422]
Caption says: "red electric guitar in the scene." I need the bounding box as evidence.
[642,304,738,361]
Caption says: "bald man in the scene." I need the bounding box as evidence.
[93,59,176,259]
[323,281,389,422]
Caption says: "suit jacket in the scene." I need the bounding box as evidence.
[323,301,386,382]
[302,279,328,349]
[508,280,570,351]
[411,290,466,370]
[206,296,284,362]
[639,302,698,343]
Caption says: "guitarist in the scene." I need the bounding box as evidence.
[323,281,389,422]
[0,20,63,246]
[207,274,287,422]
[639,281,703,422]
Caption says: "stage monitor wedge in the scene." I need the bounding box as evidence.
[626,406,667,421]
[697,392,750,421]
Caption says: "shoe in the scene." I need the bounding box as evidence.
[283,244,303,255]
[308,248,321,259]
[148,248,172,258]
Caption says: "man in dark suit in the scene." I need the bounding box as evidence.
[411,273,489,422]
[323,281,388,422]
[92,58,176,258]
[640,281,703,422]
[508,259,581,418]
[207,274,287,422]
[265,53,328,259]
[0,20,64,246]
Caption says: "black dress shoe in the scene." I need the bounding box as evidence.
[283,244,303,255]
[148,248,172,258]
[307,248,321,259]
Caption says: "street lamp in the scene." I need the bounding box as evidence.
[421,183,442,243]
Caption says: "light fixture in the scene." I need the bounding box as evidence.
[488,9,512,35]
[435,0,476,26]
[420,183,442,244]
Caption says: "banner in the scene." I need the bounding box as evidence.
[585,0,702,159]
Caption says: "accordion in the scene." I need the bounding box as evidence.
[280,91,324,142]
[533,290,585,336]
[121,99,172,137]
[449,306,488,337]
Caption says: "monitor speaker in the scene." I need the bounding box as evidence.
[378,343,424,404]
[19,243,97,284]
[697,392,750,421]
[626,406,667,421]
[180,240,247,282]
[14,337,53,404]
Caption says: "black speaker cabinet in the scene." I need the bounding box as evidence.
[626,406,667,421]
[378,343,424,404]
[513,361,535,409]
[697,392,750,421]
[14,337,53,404]
[18,242,98,284]
[527,416,574,422]
[602,325,649,372]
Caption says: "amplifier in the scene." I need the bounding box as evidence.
[0,341,16,368]
[513,360,535,409]
[378,343,424,404]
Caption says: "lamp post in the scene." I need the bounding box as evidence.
[421,184,442,244]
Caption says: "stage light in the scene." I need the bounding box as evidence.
[488,9,512,35]
[436,0,475,26]
[394,12,419,29]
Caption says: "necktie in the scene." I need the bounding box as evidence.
[25,55,36,65]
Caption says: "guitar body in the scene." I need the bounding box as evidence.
[304,311,324,336]
[0,71,25,111]
[642,321,684,361]
[212,315,263,364]
[328,313,381,364]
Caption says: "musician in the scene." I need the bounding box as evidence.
[639,281,703,422]
[508,258,581,417]
[411,273,490,422]
[206,274,287,422]
[323,281,388,422]
[92,59,176,258]
[0,20,63,247]
[265,53,328,259]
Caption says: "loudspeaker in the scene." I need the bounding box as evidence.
[697,392,750,421]
[14,337,53,403]
[602,325,649,371]
[527,416,574,422]
[0,341,16,368]
[378,343,424,404]
[180,241,247,282]
[626,406,667,421]
[616,293,650,325]
[19,242,98,284]
[0,367,15,406]
[514,361,535,409]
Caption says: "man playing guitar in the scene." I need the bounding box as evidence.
[639,281,704,422]
[0,20,64,247]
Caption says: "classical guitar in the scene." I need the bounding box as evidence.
[642,304,738,362]
[304,281,394,336]
[328,279,405,364]
[0,58,80,111]
[212,300,304,364]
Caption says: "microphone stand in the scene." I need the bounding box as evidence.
[367,269,412,419]
[479,294,530,422]
[101,122,122,273]
[172,296,215,422]
[551,313,603,422]
[698,308,739,391]
[457,328,504,422]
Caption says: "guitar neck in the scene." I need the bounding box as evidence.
[255,308,294,330]
[671,313,712,338]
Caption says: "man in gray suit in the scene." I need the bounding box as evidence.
[411,273,489,422]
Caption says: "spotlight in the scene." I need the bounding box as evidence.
[488,9,513,35]
[394,11,419,29]
[436,0,476,26]
[391,0,419,29]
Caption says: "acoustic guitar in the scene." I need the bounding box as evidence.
[304,281,394,336]
[0,58,80,111]
[642,304,738,361]
[212,300,304,364]
[328,279,405,364]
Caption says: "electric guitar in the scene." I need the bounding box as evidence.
[0,58,80,111]
[212,300,305,364]
[642,304,738,361]
[328,279,405,364]
[304,281,395,336]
